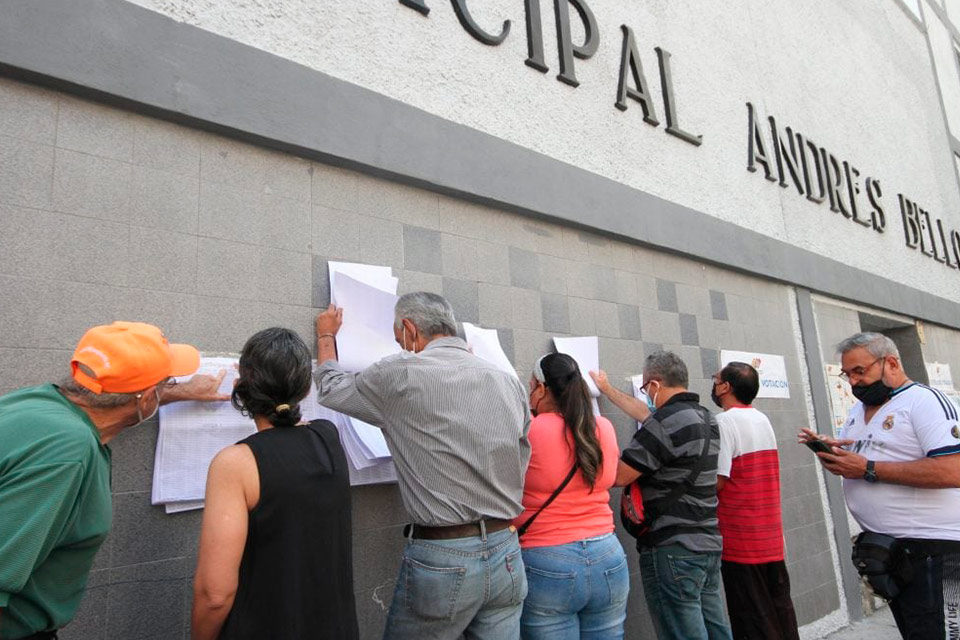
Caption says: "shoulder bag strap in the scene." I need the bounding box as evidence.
[517,463,578,537]
[642,407,713,519]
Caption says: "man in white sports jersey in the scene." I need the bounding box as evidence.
[800,332,960,640]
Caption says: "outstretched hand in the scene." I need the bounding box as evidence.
[589,370,612,395]
[162,370,230,405]
[797,427,854,449]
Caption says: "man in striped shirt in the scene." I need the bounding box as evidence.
[712,362,798,640]
[599,351,732,640]
[802,332,960,640]
[315,292,531,640]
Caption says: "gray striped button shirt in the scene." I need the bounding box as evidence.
[315,337,531,527]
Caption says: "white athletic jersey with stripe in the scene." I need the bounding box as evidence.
[840,383,960,541]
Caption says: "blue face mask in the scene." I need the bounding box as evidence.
[643,382,658,413]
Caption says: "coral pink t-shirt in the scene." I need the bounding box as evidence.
[512,412,620,548]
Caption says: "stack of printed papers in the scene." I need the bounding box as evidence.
[321,261,400,479]
[152,354,397,514]
[152,356,253,513]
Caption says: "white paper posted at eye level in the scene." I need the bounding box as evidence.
[720,350,790,399]
[553,336,600,397]
[462,322,518,379]
[330,270,401,372]
[152,356,253,506]
[327,261,397,302]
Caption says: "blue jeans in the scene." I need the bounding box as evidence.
[639,544,732,640]
[520,533,629,640]
[384,526,527,640]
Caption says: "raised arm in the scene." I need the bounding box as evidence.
[590,370,650,423]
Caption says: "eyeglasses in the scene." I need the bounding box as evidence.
[640,379,659,392]
[158,377,179,394]
[839,357,882,381]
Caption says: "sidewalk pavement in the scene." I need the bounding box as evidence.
[822,606,899,639]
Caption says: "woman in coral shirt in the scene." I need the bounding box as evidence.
[513,353,629,639]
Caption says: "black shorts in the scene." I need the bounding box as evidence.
[888,543,960,640]
[721,559,800,640]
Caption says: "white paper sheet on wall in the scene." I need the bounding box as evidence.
[925,362,955,393]
[720,350,790,399]
[824,363,857,437]
[328,261,397,304]
[462,322,518,379]
[553,336,600,397]
[553,336,601,414]
[305,401,397,485]
[329,270,401,372]
[152,357,251,508]
[154,357,398,513]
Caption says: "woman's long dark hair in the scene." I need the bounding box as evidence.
[231,327,313,428]
[537,353,603,488]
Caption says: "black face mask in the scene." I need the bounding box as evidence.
[710,386,723,409]
[851,379,893,406]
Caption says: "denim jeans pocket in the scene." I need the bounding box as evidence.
[403,556,467,621]
[664,552,709,603]
[524,565,577,614]
[505,548,528,606]
[604,558,630,606]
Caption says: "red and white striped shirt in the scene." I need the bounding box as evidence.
[716,407,784,564]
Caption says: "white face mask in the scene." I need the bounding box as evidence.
[134,387,161,426]
[402,325,419,353]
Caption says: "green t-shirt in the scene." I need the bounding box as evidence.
[0,384,112,639]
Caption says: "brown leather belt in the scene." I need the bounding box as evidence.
[407,518,514,540]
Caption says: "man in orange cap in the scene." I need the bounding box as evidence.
[0,322,229,640]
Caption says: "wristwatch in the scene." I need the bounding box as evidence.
[863,460,879,483]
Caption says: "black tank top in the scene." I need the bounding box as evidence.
[219,419,358,640]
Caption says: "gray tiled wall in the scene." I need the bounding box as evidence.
[0,76,861,638]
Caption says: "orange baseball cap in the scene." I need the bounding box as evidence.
[70,322,200,394]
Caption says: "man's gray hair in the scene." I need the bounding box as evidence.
[394,292,457,337]
[836,332,900,360]
[58,376,139,409]
[643,351,689,388]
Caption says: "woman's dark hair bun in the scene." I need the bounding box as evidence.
[231,327,313,428]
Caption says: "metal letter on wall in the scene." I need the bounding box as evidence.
[865,177,886,232]
[821,150,851,218]
[615,25,659,124]
[768,116,803,195]
[554,0,599,87]
[746,103,775,181]
[451,0,510,46]
[656,47,702,146]
[524,0,548,71]
[798,134,827,204]
[400,0,430,16]
[844,162,871,228]
[899,194,921,249]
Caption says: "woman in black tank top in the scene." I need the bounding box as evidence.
[191,328,358,640]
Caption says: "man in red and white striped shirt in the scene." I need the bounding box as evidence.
[712,362,799,640]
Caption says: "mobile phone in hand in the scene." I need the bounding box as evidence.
[804,439,833,454]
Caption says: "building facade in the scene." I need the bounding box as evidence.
[1,0,959,638]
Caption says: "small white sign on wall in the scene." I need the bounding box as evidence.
[825,364,857,436]
[925,362,955,392]
[720,350,790,399]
